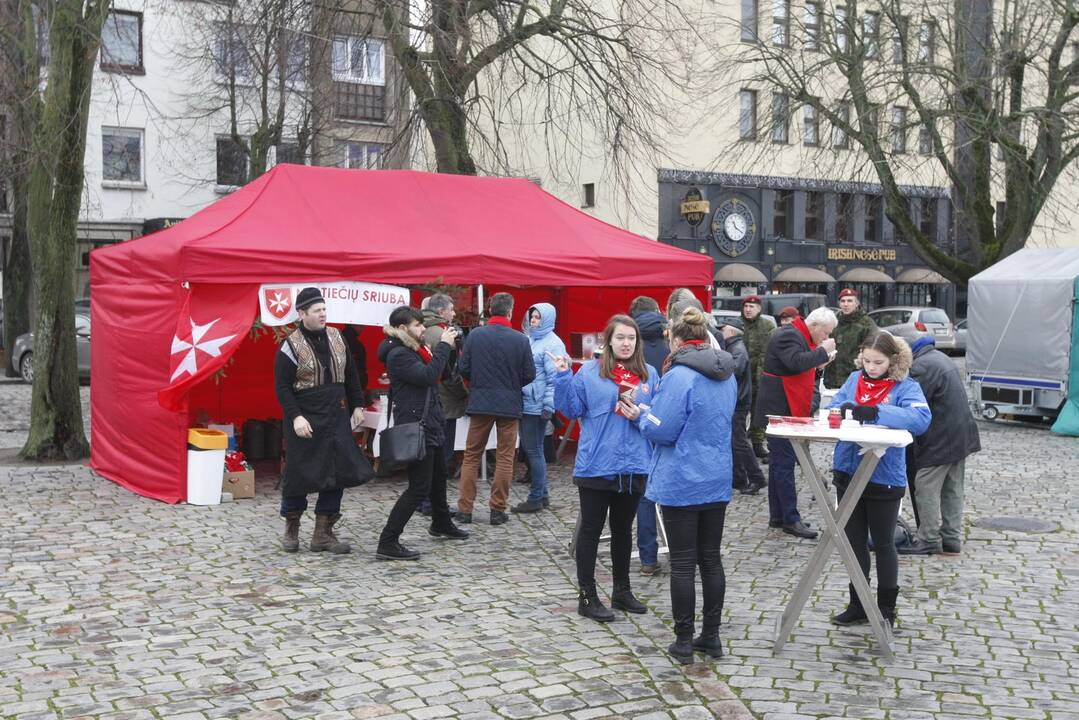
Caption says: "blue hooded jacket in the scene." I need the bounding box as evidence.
[521,303,567,416]
[640,345,738,506]
[826,339,932,487]
[632,310,670,376]
[553,359,658,480]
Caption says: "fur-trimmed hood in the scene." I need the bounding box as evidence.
[853,333,913,380]
[378,325,420,362]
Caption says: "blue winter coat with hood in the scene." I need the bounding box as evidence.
[826,338,932,488]
[640,344,738,506]
[553,359,659,480]
[521,303,567,416]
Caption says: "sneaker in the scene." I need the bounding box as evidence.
[942,539,962,555]
[490,510,510,526]
[375,542,421,561]
[454,512,472,524]
[429,524,470,540]
[511,499,543,514]
[639,563,660,576]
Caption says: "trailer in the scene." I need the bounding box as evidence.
[966,248,1079,433]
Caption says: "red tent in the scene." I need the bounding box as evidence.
[90,165,712,502]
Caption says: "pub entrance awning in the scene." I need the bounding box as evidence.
[773,267,836,283]
[715,262,768,283]
[895,268,951,284]
[838,267,895,283]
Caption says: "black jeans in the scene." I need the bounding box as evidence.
[834,472,903,590]
[575,486,641,590]
[731,409,765,489]
[280,489,342,516]
[662,504,728,639]
[378,445,452,545]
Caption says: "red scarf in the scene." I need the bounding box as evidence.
[417,343,433,364]
[660,339,706,374]
[779,317,819,417]
[487,316,512,328]
[855,372,895,406]
[611,362,641,417]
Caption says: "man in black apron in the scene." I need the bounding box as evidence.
[275,287,374,553]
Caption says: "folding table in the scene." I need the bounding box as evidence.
[766,420,913,659]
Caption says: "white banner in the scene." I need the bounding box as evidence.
[259,281,410,327]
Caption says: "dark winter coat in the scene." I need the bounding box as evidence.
[422,309,469,419]
[378,327,452,447]
[724,333,752,413]
[752,324,830,427]
[633,310,670,376]
[823,308,877,389]
[908,337,981,468]
[458,321,536,418]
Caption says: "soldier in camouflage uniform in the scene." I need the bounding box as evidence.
[740,295,774,461]
[823,288,878,389]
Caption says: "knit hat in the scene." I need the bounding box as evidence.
[296,287,325,311]
[742,295,762,306]
[838,288,858,300]
[718,315,744,331]
[778,306,800,320]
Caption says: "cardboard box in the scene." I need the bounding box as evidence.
[222,469,255,499]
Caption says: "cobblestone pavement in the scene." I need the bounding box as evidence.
[1,374,1078,720]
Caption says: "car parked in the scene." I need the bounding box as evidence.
[954,318,968,354]
[867,306,957,352]
[11,312,91,383]
[711,309,777,328]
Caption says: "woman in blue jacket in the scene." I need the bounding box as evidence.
[827,331,931,628]
[639,306,737,663]
[513,303,567,514]
[552,314,658,623]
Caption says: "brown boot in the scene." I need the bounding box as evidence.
[282,512,301,553]
[311,513,350,554]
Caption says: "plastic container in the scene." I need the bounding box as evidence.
[187,428,228,505]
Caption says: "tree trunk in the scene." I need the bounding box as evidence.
[21,0,108,461]
[422,99,477,175]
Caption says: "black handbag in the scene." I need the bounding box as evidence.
[378,387,431,470]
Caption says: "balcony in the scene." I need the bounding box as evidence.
[333,82,385,123]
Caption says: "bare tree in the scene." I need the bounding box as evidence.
[375,0,694,176]
[715,0,1079,283]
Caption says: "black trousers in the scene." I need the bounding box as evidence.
[731,409,765,489]
[834,472,903,590]
[378,446,453,545]
[662,504,728,639]
[575,486,641,590]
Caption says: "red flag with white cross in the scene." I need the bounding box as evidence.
[158,284,259,411]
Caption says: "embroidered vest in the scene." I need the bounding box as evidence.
[287,327,348,391]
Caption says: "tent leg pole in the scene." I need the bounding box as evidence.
[478,284,485,318]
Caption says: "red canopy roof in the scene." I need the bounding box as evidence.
[94,165,711,287]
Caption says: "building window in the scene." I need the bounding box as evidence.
[100,10,143,73]
[918,21,935,63]
[274,142,304,166]
[864,195,880,242]
[344,141,383,169]
[771,93,789,143]
[918,119,934,154]
[835,6,849,53]
[739,89,758,140]
[996,200,1007,234]
[805,191,821,240]
[836,192,853,242]
[892,16,908,64]
[332,35,384,85]
[833,102,850,148]
[772,0,790,46]
[582,183,596,208]
[212,24,253,85]
[803,104,819,146]
[919,197,936,239]
[216,137,249,187]
[741,0,758,42]
[773,191,792,237]
[334,82,386,122]
[891,106,907,153]
[863,12,880,59]
[101,127,143,185]
[804,2,820,50]
[862,104,880,139]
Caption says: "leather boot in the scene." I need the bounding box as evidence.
[310,513,350,554]
[577,585,615,623]
[281,512,301,553]
[610,582,647,614]
[830,584,869,626]
[667,635,695,664]
[877,587,899,628]
[692,626,723,659]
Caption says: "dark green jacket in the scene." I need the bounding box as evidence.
[823,309,877,388]
[741,314,775,378]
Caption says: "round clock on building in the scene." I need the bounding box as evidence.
[711,198,757,257]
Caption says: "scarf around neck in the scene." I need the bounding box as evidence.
[487,316,512,328]
[855,370,895,406]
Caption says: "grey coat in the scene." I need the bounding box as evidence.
[909,340,981,468]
